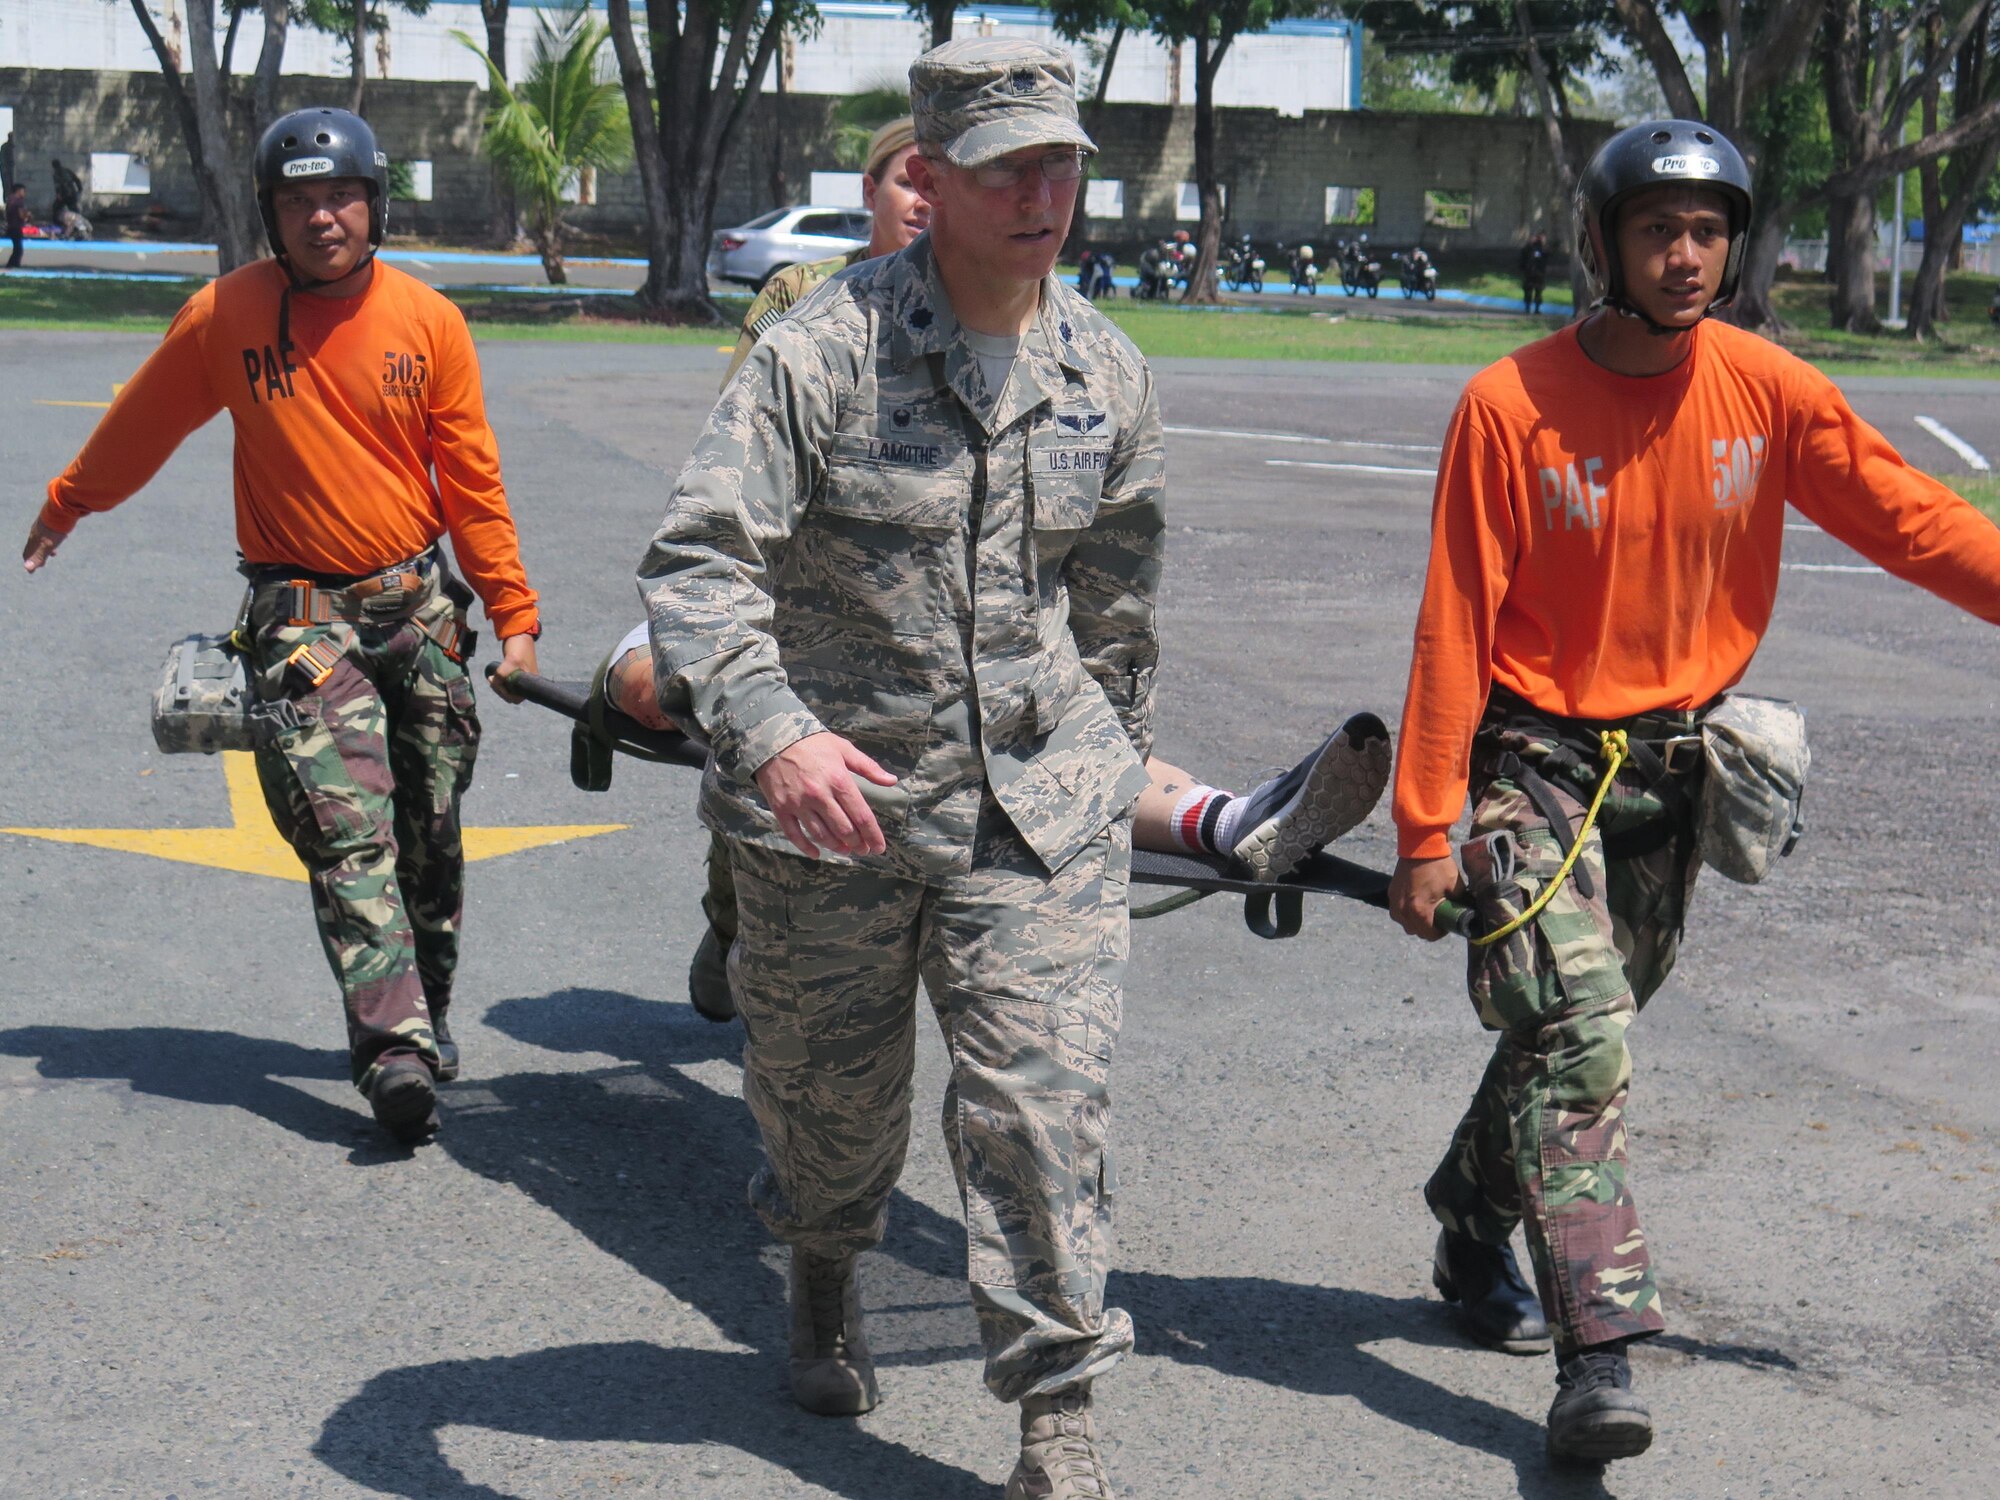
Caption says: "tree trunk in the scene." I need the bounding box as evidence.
[481,0,517,247]
[1059,24,1126,270]
[349,0,368,115]
[927,0,953,48]
[1185,31,1237,306]
[769,36,788,210]
[534,219,567,284]
[1096,23,1125,107]
[1728,208,1795,335]
[1909,133,2000,339]
[605,0,674,309]
[1826,191,1880,332]
[613,0,784,321]
[182,0,262,270]
[253,0,288,126]
[1514,3,1586,318]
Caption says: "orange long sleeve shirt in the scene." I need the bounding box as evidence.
[42,259,540,639]
[1394,319,2000,862]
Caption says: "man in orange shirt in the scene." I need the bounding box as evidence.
[1387,121,2000,1462]
[23,108,542,1145]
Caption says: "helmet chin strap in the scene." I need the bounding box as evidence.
[1603,290,1716,337]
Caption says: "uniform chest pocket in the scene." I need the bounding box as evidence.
[821,431,968,530]
[1029,435,1111,531]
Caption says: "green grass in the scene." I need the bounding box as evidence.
[13,265,2000,379]
[1944,473,2000,522]
[1091,300,1549,366]
[0,275,755,344]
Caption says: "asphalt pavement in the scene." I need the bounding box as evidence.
[1,335,1995,1499]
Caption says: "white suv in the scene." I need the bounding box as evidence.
[708,206,871,289]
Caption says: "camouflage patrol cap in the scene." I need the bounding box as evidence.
[864,118,918,178]
[909,38,1096,168]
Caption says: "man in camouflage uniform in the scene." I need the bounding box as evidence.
[640,39,1160,1498]
[25,110,541,1145]
[1389,122,2000,1462]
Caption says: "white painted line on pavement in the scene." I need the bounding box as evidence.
[1265,458,1436,477]
[1914,415,1991,471]
[1784,563,1884,574]
[408,257,437,271]
[1167,424,1438,454]
[1785,524,1820,533]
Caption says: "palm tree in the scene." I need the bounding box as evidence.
[456,1,631,285]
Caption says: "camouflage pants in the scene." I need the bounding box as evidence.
[726,808,1133,1404]
[1426,719,1701,1352]
[246,574,479,1093]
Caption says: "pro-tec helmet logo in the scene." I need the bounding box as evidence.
[1651,154,1721,177]
[282,157,338,178]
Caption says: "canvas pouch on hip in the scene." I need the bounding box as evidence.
[152,594,257,755]
[1698,693,1809,884]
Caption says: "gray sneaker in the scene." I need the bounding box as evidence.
[788,1250,878,1416]
[1005,1385,1114,1500]
[1227,712,1391,881]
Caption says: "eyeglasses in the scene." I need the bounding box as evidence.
[966,149,1087,190]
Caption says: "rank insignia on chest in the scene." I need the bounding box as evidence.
[891,406,914,429]
[1059,320,1074,343]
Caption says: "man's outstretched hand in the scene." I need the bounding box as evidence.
[21,519,64,574]
[755,731,898,859]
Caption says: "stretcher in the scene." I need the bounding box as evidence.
[492,666,1395,940]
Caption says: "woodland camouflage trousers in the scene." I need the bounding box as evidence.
[1427,712,1702,1353]
[246,573,479,1094]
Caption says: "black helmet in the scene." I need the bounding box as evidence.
[1575,119,1753,313]
[253,107,390,262]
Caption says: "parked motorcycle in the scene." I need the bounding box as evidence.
[1394,247,1438,301]
[1280,242,1320,294]
[1338,236,1381,298]
[1223,234,1266,293]
[1132,236,1194,301]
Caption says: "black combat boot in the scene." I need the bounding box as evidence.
[686,925,736,1022]
[1432,1227,1551,1353]
[432,1009,460,1083]
[368,1057,438,1144]
[1546,1340,1653,1463]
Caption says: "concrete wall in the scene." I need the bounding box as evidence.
[0,67,1607,260]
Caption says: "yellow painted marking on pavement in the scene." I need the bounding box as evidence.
[34,382,123,410]
[3,752,624,883]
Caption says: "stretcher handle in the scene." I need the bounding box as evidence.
[1432,896,1482,939]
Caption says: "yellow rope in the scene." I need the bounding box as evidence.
[1469,729,1629,948]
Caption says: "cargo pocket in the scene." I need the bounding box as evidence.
[1466,825,1624,1033]
[254,693,373,851]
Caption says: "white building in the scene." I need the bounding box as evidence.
[2,1,1361,115]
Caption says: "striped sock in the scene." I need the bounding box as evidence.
[1168,785,1235,855]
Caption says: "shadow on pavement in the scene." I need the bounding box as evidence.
[2,993,1610,1497]
[311,1342,979,1500]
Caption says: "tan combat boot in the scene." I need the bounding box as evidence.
[1005,1385,1114,1500]
[787,1249,878,1416]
